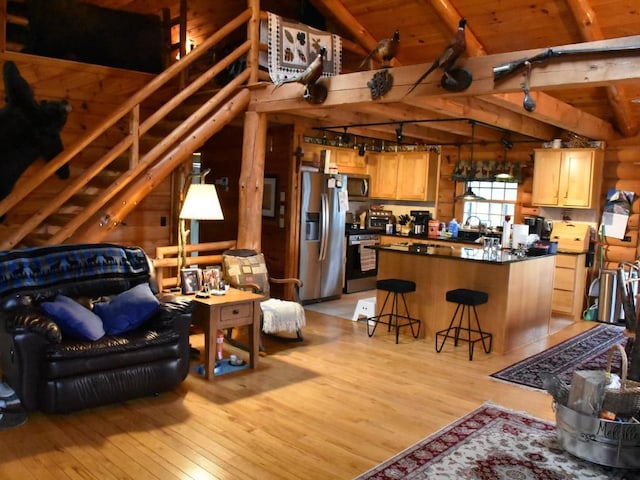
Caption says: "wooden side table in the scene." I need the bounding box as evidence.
[191,288,263,380]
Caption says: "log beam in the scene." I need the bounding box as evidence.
[565,0,639,137]
[237,111,267,251]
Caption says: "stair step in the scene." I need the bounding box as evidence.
[46,213,77,227]
[22,233,53,247]
[6,13,29,27]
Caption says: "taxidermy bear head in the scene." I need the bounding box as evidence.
[0,60,71,219]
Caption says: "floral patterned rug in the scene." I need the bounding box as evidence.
[490,324,627,390]
[354,403,639,479]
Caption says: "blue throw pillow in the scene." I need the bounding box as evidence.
[94,283,160,335]
[41,294,106,341]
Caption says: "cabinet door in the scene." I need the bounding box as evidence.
[559,150,595,208]
[368,153,398,199]
[333,148,367,174]
[397,153,429,201]
[532,150,562,206]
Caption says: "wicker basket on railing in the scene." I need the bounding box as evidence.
[602,344,640,417]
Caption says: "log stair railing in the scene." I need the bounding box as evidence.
[0,6,261,250]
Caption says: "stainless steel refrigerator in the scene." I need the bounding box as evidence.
[298,172,347,303]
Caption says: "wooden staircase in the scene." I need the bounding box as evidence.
[0,7,258,249]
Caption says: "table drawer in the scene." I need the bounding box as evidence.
[219,302,254,326]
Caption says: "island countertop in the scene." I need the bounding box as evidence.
[371,242,555,264]
[372,245,556,354]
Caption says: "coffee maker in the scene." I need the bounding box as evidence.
[541,219,553,240]
[523,216,543,237]
[410,210,432,235]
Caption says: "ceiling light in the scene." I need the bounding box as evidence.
[395,123,404,144]
[341,127,351,144]
[455,186,486,201]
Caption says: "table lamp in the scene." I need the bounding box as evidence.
[177,169,224,289]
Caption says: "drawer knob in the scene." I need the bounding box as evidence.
[232,309,239,314]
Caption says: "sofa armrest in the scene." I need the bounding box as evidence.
[4,307,62,344]
[146,299,193,331]
[0,308,57,412]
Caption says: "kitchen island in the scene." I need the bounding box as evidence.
[371,243,556,354]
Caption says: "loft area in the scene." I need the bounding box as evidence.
[8,0,165,73]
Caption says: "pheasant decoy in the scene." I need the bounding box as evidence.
[359,30,400,69]
[274,46,327,99]
[407,18,467,94]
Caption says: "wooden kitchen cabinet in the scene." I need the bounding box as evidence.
[552,253,587,320]
[302,144,367,174]
[531,148,603,208]
[368,153,398,199]
[368,151,439,201]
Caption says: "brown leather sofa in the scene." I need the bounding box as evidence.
[0,243,191,413]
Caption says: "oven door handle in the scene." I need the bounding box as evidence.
[319,193,329,261]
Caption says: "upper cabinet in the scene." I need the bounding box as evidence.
[531,148,604,208]
[368,151,439,201]
[302,144,367,174]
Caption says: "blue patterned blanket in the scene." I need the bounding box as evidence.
[0,243,150,300]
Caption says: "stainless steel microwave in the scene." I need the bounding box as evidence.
[346,175,370,199]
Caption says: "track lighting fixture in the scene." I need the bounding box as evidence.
[395,123,404,144]
[340,127,351,145]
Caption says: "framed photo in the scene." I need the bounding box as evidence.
[181,268,202,294]
[203,266,222,291]
[262,176,277,218]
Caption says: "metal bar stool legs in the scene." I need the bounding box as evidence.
[436,288,492,360]
[366,279,421,344]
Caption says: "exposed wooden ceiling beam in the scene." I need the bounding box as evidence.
[565,0,639,136]
[310,0,400,68]
[478,91,618,140]
[419,0,487,56]
[410,96,559,140]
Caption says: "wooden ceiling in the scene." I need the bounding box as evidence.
[82,0,640,146]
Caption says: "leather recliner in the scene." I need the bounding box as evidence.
[0,243,192,413]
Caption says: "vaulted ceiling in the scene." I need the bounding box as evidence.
[83,0,640,146]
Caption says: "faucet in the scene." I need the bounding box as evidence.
[464,215,482,227]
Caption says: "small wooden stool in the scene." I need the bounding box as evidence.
[367,279,421,343]
[436,288,492,360]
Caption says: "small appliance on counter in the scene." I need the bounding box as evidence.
[410,210,432,235]
[366,209,393,231]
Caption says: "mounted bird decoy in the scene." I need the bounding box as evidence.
[273,45,328,103]
[359,30,400,70]
[407,18,471,94]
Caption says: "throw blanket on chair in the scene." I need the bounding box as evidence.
[261,298,306,334]
[265,12,342,84]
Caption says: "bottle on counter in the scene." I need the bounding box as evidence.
[448,218,459,238]
[501,215,512,249]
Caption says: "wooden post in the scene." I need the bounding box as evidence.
[246,0,260,85]
[237,111,267,251]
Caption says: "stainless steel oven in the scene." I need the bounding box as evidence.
[344,232,380,293]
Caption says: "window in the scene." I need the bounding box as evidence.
[462,181,518,228]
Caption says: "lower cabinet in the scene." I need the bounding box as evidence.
[552,253,587,320]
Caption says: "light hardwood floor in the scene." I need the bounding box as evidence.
[0,299,591,480]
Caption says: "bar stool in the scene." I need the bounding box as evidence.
[436,288,492,360]
[367,279,421,343]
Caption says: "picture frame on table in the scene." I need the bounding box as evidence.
[203,266,222,291]
[180,268,202,295]
[262,176,277,218]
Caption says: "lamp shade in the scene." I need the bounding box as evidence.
[179,183,224,220]
[455,186,486,201]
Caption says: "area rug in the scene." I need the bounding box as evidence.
[490,323,627,390]
[354,403,639,479]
